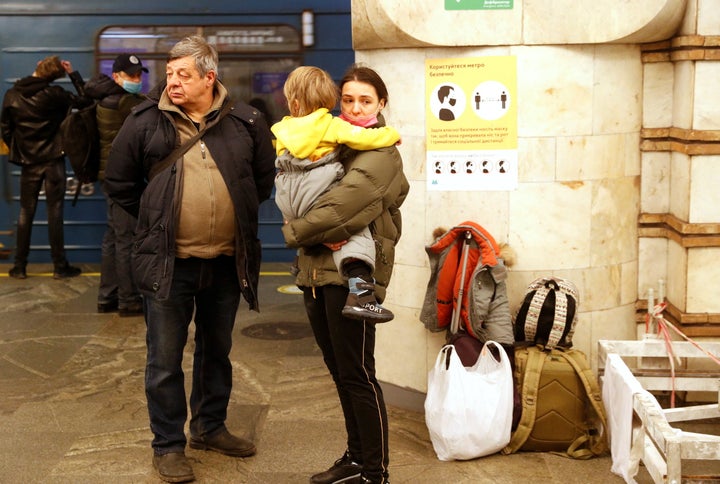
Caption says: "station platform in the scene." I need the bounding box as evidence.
[0,262,626,483]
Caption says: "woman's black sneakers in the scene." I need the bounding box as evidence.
[310,450,362,484]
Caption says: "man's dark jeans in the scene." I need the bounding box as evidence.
[144,255,240,454]
[98,196,141,307]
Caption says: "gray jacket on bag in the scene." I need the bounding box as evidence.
[420,223,514,345]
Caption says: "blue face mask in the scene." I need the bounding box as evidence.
[122,80,142,94]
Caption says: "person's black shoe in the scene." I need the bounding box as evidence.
[152,451,195,483]
[9,266,27,279]
[97,300,118,313]
[310,450,362,484]
[53,264,81,279]
[189,427,256,457]
[119,302,143,317]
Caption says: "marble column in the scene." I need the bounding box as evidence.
[639,0,720,338]
[349,0,688,396]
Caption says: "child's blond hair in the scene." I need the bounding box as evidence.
[283,66,338,117]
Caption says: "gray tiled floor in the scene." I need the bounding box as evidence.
[0,262,632,483]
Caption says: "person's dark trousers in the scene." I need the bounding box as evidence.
[99,195,141,307]
[14,158,68,267]
[144,255,240,454]
[303,285,389,483]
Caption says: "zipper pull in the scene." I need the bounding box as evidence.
[200,140,206,159]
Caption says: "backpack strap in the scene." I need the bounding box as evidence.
[548,285,570,349]
[556,349,609,458]
[523,287,547,345]
[555,278,580,346]
[524,280,572,350]
[502,346,546,454]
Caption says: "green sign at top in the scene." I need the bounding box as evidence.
[445,0,513,10]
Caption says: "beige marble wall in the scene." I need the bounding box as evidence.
[670,152,691,221]
[352,0,690,393]
[638,237,669,304]
[640,0,720,322]
[643,62,674,129]
[688,248,720,313]
[694,62,720,131]
[352,0,687,48]
[690,155,720,223]
[667,240,688,311]
[697,0,720,35]
[368,45,643,391]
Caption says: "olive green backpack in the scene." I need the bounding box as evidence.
[502,345,608,459]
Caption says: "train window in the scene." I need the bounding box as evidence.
[96,24,302,123]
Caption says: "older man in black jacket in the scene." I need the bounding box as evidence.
[1,56,85,279]
[104,35,275,483]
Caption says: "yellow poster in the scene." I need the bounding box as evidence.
[426,56,517,191]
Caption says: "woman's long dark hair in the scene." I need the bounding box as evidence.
[339,64,389,105]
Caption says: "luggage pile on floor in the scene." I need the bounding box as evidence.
[420,221,608,462]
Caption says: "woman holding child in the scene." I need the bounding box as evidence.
[279,64,409,484]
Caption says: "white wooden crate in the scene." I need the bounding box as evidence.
[598,339,720,484]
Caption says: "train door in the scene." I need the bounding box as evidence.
[90,24,299,262]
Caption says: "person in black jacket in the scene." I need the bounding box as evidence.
[104,36,275,483]
[83,53,148,316]
[0,55,84,279]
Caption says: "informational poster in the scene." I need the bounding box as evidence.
[426,56,517,191]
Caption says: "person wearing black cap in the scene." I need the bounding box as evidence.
[83,53,148,317]
[1,56,85,279]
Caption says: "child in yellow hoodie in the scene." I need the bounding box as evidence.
[272,65,399,322]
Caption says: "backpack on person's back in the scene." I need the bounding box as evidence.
[60,101,100,203]
[503,276,609,459]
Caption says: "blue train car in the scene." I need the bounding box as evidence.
[0,0,353,263]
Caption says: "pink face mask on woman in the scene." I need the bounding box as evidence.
[339,112,378,128]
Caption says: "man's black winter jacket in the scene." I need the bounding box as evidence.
[0,72,84,165]
[103,89,276,310]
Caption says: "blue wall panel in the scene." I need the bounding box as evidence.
[0,1,353,264]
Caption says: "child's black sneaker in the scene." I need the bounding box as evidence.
[341,277,394,323]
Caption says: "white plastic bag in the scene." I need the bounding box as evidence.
[424,340,514,461]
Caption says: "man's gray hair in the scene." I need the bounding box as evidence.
[168,35,218,78]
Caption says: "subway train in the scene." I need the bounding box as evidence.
[0,0,353,263]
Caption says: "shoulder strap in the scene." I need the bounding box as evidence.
[502,346,546,454]
[148,102,233,181]
[556,349,609,458]
[524,281,570,350]
[548,288,569,349]
[523,287,548,344]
